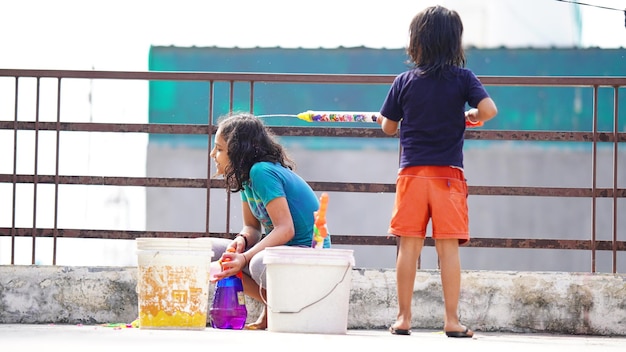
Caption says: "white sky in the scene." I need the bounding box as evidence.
[0,0,624,70]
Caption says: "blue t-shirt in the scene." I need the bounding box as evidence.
[380,66,490,169]
[240,161,331,248]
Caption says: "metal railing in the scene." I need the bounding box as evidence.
[0,69,624,272]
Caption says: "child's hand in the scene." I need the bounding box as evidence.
[233,235,247,253]
[465,109,483,128]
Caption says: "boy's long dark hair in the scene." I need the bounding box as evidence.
[407,5,466,76]
[217,113,295,192]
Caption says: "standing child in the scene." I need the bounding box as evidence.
[376,5,497,337]
[209,113,331,330]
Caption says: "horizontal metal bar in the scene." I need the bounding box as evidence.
[1,174,624,197]
[1,121,624,142]
[2,69,626,87]
[0,69,396,84]
[1,227,623,251]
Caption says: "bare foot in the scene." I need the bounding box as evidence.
[244,321,266,330]
[244,307,267,330]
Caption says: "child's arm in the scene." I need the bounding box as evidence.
[466,97,498,124]
[234,202,263,252]
[376,114,399,136]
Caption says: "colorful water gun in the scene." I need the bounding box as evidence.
[297,110,482,127]
[297,110,379,123]
[311,192,329,248]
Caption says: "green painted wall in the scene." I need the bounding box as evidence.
[148,46,626,148]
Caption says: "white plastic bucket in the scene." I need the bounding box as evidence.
[263,247,355,334]
[136,237,214,330]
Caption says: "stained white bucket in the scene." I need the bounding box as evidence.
[263,247,355,334]
[136,237,213,330]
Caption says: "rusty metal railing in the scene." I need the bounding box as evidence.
[0,69,624,272]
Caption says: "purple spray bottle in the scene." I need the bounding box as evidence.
[209,248,247,329]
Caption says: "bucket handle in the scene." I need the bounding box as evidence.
[259,263,351,314]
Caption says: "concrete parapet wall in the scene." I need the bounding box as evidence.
[350,269,626,336]
[1,266,624,336]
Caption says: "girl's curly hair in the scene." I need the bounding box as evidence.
[217,113,295,192]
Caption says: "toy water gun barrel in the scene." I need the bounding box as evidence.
[297,110,379,123]
[312,192,329,248]
[317,192,328,221]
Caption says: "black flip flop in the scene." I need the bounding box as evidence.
[389,326,412,335]
[445,327,473,338]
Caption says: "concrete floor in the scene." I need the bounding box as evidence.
[2,324,625,352]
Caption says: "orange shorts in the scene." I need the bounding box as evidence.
[389,165,469,245]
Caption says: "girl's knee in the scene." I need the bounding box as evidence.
[248,253,267,289]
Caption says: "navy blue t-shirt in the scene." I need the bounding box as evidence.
[380,66,489,169]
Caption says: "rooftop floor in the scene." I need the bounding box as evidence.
[2,324,625,352]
